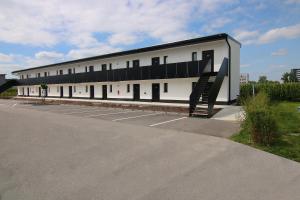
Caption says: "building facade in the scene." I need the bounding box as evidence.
[292,68,300,81]
[12,34,241,104]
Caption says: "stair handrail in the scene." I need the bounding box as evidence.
[0,79,19,93]
[207,58,228,117]
[189,58,211,115]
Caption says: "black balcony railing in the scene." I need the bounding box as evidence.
[17,59,210,86]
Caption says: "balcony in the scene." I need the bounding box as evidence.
[18,59,210,86]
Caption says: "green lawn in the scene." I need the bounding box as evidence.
[231,101,300,162]
[0,88,17,98]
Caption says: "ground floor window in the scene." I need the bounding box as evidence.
[164,83,168,93]
[86,85,88,93]
[110,85,112,93]
[74,86,76,93]
[127,84,130,93]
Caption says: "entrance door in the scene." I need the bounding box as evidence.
[152,83,160,102]
[60,86,64,98]
[133,84,140,101]
[69,86,72,98]
[27,88,30,96]
[38,87,41,97]
[90,85,94,99]
[151,57,160,66]
[202,50,214,72]
[102,85,107,100]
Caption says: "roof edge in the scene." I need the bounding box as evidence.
[12,33,240,74]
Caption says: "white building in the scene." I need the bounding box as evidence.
[11,33,241,116]
[240,73,249,84]
[292,68,300,81]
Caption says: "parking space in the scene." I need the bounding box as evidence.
[0,99,240,137]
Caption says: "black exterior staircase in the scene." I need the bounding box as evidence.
[0,79,18,94]
[189,58,229,118]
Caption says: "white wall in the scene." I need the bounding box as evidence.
[229,38,241,101]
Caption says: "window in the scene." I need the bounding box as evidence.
[85,66,88,72]
[56,70,59,75]
[192,52,197,61]
[57,86,59,92]
[164,83,168,93]
[109,63,112,70]
[133,60,140,68]
[110,85,112,93]
[37,73,41,78]
[59,70,63,75]
[21,75,24,79]
[44,72,47,77]
[73,68,75,74]
[127,84,130,93]
[86,85,88,93]
[163,56,168,64]
[73,86,76,93]
[26,74,29,79]
[126,61,130,68]
[68,69,72,74]
[89,66,94,72]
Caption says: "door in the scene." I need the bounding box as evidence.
[102,85,107,100]
[202,50,214,72]
[60,86,64,98]
[133,60,140,68]
[69,86,72,98]
[152,57,160,66]
[133,84,140,101]
[38,87,41,97]
[102,64,107,71]
[90,85,94,99]
[27,88,30,96]
[152,83,160,102]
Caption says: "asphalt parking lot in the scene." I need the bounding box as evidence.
[1,98,300,200]
[0,99,239,137]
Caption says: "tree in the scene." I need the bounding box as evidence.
[258,76,267,83]
[281,71,298,83]
[40,84,48,103]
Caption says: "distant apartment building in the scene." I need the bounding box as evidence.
[240,73,249,84]
[291,68,300,81]
[0,74,6,85]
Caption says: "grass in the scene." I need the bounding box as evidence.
[0,88,17,98]
[231,101,300,162]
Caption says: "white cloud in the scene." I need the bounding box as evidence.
[0,0,236,47]
[233,30,259,44]
[202,17,232,33]
[285,0,300,4]
[234,23,300,45]
[258,24,300,44]
[271,48,288,56]
[66,45,121,60]
[0,53,14,63]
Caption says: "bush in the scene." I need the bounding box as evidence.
[242,92,278,145]
[0,88,17,98]
[239,82,300,102]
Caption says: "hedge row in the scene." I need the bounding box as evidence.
[240,83,300,102]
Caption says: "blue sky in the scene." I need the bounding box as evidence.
[0,0,300,80]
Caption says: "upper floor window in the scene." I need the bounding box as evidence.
[152,57,160,66]
[37,73,41,78]
[126,61,130,68]
[26,74,29,79]
[68,69,72,74]
[109,63,112,70]
[56,70,59,75]
[59,70,63,75]
[21,75,24,79]
[163,56,168,64]
[73,68,75,74]
[44,72,47,77]
[192,52,197,61]
[85,66,88,72]
[133,60,140,68]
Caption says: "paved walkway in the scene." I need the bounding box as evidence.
[0,101,300,200]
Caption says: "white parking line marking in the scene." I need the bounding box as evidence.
[112,112,162,121]
[85,110,138,118]
[149,117,187,127]
[61,110,106,115]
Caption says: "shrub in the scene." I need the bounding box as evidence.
[242,92,278,145]
[239,82,300,102]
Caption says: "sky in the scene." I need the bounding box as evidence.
[0,0,300,80]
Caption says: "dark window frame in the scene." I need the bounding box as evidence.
[127,84,130,93]
[192,52,197,61]
[109,84,112,93]
[164,83,168,93]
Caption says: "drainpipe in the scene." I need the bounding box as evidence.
[225,36,231,104]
